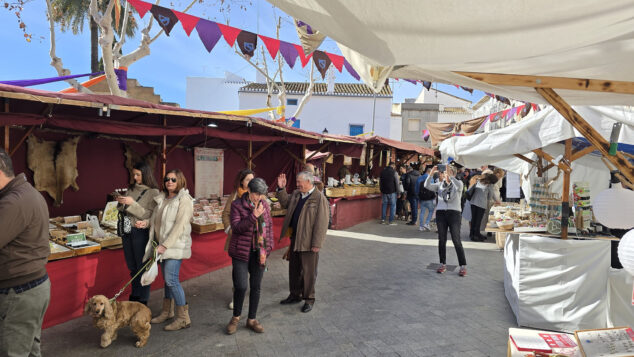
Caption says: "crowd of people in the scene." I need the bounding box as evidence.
[0,147,330,355]
[380,160,508,277]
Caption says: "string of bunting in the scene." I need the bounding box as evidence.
[126,0,360,80]
[396,78,520,107]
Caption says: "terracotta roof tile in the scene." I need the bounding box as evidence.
[239,82,392,97]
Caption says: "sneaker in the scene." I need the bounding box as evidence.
[388,221,397,226]
[424,224,431,231]
[459,267,467,277]
[406,221,415,226]
[418,226,424,231]
[380,220,386,225]
[436,264,446,274]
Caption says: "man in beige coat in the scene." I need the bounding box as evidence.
[276,171,329,313]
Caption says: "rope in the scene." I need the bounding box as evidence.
[109,241,158,303]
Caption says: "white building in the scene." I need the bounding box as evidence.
[415,88,472,123]
[185,72,248,112]
[238,82,393,138]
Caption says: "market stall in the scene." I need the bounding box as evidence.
[0,83,365,328]
[438,106,634,332]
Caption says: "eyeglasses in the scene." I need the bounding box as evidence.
[164,177,177,183]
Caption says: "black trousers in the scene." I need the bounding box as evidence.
[122,227,151,303]
[470,204,487,239]
[232,250,265,319]
[436,210,467,266]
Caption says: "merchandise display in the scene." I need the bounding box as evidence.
[191,195,226,233]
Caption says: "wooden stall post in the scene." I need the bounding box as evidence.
[3,99,9,152]
[302,144,306,165]
[162,116,167,178]
[561,139,572,239]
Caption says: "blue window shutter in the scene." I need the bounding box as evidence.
[349,124,364,136]
[292,119,301,128]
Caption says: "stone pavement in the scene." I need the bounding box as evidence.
[41,219,516,356]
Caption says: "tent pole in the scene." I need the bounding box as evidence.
[162,116,167,178]
[302,144,306,165]
[247,126,252,170]
[9,126,35,157]
[561,139,572,239]
[3,99,8,152]
[536,87,634,184]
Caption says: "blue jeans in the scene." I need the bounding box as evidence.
[161,259,186,306]
[407,196,419,223]
[419,200,435,227]
[381,193,397,222]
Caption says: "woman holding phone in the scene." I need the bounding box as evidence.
[226,178,274,334]
[425,165,467,277]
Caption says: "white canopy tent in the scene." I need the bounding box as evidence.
[268,0,634,105]
[439,106,634,200]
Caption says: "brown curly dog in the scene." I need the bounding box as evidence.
[84,295,152,348]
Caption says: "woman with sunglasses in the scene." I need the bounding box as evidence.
[116,161,159,306]
[140,169,194,331]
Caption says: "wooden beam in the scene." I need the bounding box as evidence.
[305,142,330,162]
[513,154,535,165]
[9,125,35,156]
[456,71,634,95]
[536,87,634,184]
[166,135,189,156]
[532,148,571,173]
[247,127,253,169]
[561,139,572,240]
[3,99,8,152]
[570,145,597,162]
[282,146,304,166]
[251,142,274,161]
[302,144,306,165]
[220,138,249,165]
[161,116,167,178]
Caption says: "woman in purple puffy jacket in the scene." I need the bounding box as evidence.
[225,177,274,335]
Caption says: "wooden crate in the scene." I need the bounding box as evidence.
[48,241,75,261]
[270,208,287,217]
[66,241,102,256]
[191,222,224,234]
[325,187,345,197]
[88,233,122,248]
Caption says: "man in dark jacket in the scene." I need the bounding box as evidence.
[379,162,399,225]
[404,163,421,225]
[0,149,50,357]
[276,171,329,313]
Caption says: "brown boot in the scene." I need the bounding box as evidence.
[226,316,240,335]
[164,304,191,331]
[151,298,174,324]
[246,319,264,333]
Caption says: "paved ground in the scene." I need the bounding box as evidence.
[41,219,516,356]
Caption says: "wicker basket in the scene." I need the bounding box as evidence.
[326,187,345,197]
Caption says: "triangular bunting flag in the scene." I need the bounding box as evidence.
[217,23,241,47]
[294,44,312,68]
[294,19,326,55]
[312,51,332,79]
[259,35,280,59]
[531,103,538,111]
[279,41,299,68]
[508,106,518,120]
[173,9,199,36]
[149,5,179,36]
[502,109,510,119]
[326,53,344,72]
[236,31,258,58]
[460,86,473,94]
[403,79,417,84]
[196,19,222,53]
[422,81,432,90]
[127,0,152,18]
[343,59,360,80]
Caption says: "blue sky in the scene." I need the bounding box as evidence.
[0,0,483,108]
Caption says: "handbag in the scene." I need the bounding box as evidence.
[117,189,148,236]
[465,184,476,201]
[141,247,161,286]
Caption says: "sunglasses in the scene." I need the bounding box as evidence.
[164,177,177,183]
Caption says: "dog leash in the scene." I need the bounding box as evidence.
[109,241,158,303]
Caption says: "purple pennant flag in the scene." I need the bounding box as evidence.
[507,107,518,121]
[196,19,222,53]
[343,59,360,81]
[149,5,179,36]
[114,68,127,91]
[404,79,417,84]
[295,20,314,35]
[279,41,299,68]
[422,81,432,90]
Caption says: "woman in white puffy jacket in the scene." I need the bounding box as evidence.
[139,169,193,332]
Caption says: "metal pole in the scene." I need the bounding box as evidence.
[371,92,377,135]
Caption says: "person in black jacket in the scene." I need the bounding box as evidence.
[404,163,421,225]
[379,162,399,225]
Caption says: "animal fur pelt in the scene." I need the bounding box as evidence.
[26,135,80,206]
[123,144,157,184]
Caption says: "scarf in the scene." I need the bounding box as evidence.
[439,180,455,203]
[249,199,267,267]
[237,187,247,199]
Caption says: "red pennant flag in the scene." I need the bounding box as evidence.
[502,109,511,119]
[173,10,199,36]
[127,0,152,18]
[217,23,241,47]
[326,52,344,72]
[259,35,280,59]
[294,44,312,67]
[531,103,538,111]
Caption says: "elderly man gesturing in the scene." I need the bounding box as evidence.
[276,171,329,313]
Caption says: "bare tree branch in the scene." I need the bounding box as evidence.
[112,0,130,59]
[90,0,122,96]
[45,0,90,93]
[292,61,315,121]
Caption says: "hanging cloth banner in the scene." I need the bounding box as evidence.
[312,51,332,79]
[149,5,179,36]
[236,30,258,58]
[1,71,103,87]
[218,105,285,116]
[294,19,325,55]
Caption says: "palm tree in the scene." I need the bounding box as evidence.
[50,0,138,75]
